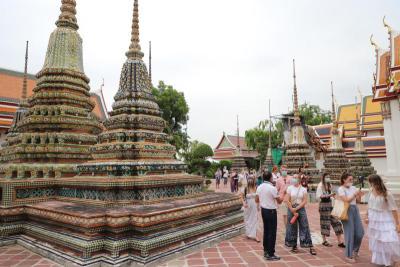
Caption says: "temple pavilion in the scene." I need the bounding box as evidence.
[370,17,400,202]
[0,0,242,265]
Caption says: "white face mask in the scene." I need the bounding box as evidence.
[346,182,353,188]
[325,177,331,183]
[291,178,298,185]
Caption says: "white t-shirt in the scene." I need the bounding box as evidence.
[256,182,279,209]
[338,186,358,205]
[287,185,307,205]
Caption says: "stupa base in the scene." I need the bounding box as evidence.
[1,222,243,267]
[0,193,243,266]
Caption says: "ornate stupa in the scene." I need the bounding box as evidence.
[0,0,102,181]
[0,1,242,265]
[263,101,274,170]
[349,102,376,180]
[231,115,247,171]
[322,82,350,184]
[282,60,319,183]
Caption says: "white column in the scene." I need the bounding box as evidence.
[384,98,400,194]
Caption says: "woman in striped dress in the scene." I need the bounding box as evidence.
[316,173,345,247]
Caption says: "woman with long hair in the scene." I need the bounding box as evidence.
[337,172,364,263]
[316,173,344,247]
[366,174,400,266]
[241,178,262,242]
[284,174,317,255]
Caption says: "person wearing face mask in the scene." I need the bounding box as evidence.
[337,172,364,263]
[256,171,283,261]
[316,173,345,248]
[276,165,291,227]
[284,174,317,255]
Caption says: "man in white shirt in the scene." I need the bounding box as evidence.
[256,171,283,261]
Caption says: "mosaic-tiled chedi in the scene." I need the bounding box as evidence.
[322,83,350,184]
[282,60,319,184]
[349,109,376,180]
[231,116,247,171]
[0,1,242,265]
[0,1,102,182]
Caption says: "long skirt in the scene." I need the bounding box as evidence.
[243,195,263,240]
[285,207,313,248]
[342,205,364,258]
[319,201,343,237]
[368,208,400,266]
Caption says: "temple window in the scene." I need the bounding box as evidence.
[49,171,55,178]
[11,171,17,178]
[24,171,31,178]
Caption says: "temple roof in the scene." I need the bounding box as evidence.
[371,18,400,102]
[213,133,259,160]
[0,67,108,129]
[311,95,385,158]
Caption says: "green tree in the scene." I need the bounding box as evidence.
[152,81,190,155]
[245,120,283,163]
[183,141,214,176]
[299,103,332,126]
[192,143,214,159]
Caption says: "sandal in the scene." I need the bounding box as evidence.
[338,243,345,248]
[290,246,299,253]
[310,247,317,255]
[322,241,332,247]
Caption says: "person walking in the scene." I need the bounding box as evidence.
[337,172,364,263]
[316,173,345,247]
[256,171,282,261]
[215,168,222,189]
[230,170,237,193]
[366,174,400,266]
[272,165,280,186]
[242,178,262,242]
[284,174,317,255]
[223,166,229,188]
[238,168,248,194]
[276,165,291,227]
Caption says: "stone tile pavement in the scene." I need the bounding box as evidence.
[161,180,377,267]
[0,245,61,267]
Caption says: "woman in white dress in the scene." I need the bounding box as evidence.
[241,178,262,242]
[366,174,400,267]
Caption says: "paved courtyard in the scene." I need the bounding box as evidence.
[0,181,380,267]
[161,181,375,267]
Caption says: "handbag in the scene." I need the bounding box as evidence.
[289,187,302,224]
[331,187,349,221]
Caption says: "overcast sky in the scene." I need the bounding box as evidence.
[1,0,399,147]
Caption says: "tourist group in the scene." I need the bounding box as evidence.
[227,166,400,266]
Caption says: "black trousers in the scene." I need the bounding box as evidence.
[261,208,277,256]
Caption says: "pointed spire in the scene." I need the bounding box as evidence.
[331,81,337,126]
[292,59,300,124]
[268,99,272,148]
[236,115,240,150]
[21,41,29,100]
[55,0,78,30]
[126,0,144,59]
[149,41,152,84]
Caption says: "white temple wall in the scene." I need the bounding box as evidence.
[383,99,400,178]
[382,98,400,195]
[370,157,387,176]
